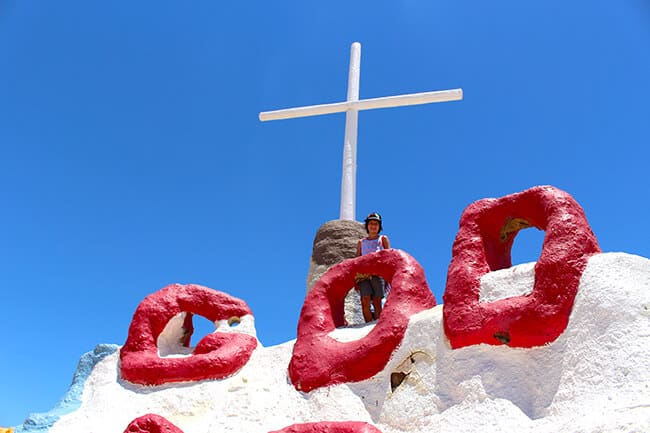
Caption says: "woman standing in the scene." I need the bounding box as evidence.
[356,212,391,322]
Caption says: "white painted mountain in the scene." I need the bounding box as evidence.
[14,252,650,433]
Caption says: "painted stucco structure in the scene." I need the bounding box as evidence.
[13,186,650,433]
[443,185,601,348]
[120,284,257,385]
[290,249,436,391]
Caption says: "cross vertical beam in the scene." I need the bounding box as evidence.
[340,42,360,221]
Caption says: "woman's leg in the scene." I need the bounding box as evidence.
[358,279,374,323]
[370,276,385,319]
[361,295,373,322]
[372,297,382,320]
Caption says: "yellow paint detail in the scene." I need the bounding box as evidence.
[500,217,532,241]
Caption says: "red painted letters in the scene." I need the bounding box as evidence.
[123,414,184,433]
[443,186,601,348]
[120,284,257,385]
[269,422,384,433]
[289,249,436,392]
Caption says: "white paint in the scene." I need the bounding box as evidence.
[259,43,463,221]
[157,313,257,358]
[340,42,360,221]
[479,261,535,302]
[45,252,650,433]
[258,89,463,122]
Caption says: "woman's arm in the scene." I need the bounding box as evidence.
[356,239,362,257]
[382,235,391,249]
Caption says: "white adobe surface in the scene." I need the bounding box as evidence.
[47,252,650,433]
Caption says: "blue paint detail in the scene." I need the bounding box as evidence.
[14,344,119,433]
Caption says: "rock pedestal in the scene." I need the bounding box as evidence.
[306,220,367,325]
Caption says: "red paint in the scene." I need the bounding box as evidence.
[123,414,184,433]
[122,418,383,433]
[443,185,601,348]
[289,249,436,392]
[269,422,384,433]
[120,284,257,385]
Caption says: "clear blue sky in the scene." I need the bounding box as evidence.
[1,1,649,427]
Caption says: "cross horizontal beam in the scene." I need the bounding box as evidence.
[259,88,463,122]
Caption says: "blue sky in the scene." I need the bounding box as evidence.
[1,0,649,427]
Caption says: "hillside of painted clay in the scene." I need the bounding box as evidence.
[9,186,650,433]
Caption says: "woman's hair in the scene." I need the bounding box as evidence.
[364,212,383,233]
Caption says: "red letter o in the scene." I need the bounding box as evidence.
[289,249,436,391]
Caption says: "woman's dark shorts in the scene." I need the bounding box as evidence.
[357,276,385,299]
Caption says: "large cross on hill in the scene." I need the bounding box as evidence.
[259,42,462,221]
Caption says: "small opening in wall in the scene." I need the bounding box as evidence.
[511,227,545,266]
[228,316,241,327]
[190,314,216,346]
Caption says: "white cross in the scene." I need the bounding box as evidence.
[259,42,462,221]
